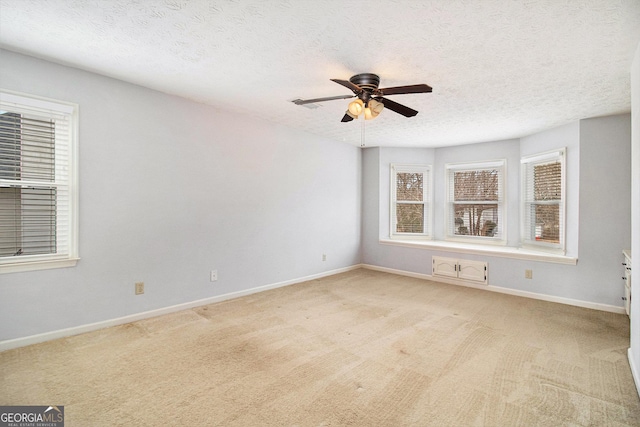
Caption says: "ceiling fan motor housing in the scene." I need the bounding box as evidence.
[350,73,380,102]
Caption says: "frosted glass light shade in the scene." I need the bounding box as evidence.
[348,99,364,116]
[369,99,384,117]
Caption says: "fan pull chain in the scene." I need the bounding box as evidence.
[361,118,365,147]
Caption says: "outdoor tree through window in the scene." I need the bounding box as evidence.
[446,161,505,241]
[396,172,423,232]
[391,164,430,238]
[522,149,565,251]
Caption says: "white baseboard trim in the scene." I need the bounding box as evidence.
[363,264,433,281]
[629,348,640,398]
[0,265,361,352]
[362,264,626,314]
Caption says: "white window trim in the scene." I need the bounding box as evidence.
[444,159,507,246]
[520,148,566,254]
[390,164,432,240]
[0,89,79,274]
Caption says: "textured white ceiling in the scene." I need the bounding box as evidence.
[1,0,639,147]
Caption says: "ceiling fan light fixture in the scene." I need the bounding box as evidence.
[348,98,364,116]
[364,107,374,120]
[369,99,384,118]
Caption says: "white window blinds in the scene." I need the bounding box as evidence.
[0,91,78,271]
[446,160,505,241]
[521,149,565,252]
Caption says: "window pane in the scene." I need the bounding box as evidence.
[454,170,499,201]
[1,113,56,182]
[396,172,423,202]
[454,204,498,236]
[531,203,560,243]
[534,162,561,201]
[396,204,424,233]
[0,112,22,180]
[522,152,564,248]
[0,187,56,257]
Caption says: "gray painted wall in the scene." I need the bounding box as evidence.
[630,40,640,393]
[578,114,632,304]
[0,49,362,341]
[362,114,631,308]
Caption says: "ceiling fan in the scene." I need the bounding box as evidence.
[292,73,432,122]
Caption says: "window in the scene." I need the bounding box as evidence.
[445,160,505,243]
[0,90,78,273]
[521,148,565,252]
[390,164,431,238]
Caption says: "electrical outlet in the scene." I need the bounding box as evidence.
[135,282,144,295]
[322,254,327,262]
[210,270,218,282]
[525,269,533,279]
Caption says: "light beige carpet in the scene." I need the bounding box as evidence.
[1,269,639,426]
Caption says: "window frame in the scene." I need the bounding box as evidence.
[520,148,566,254]
[444,159,507,245]
[390,164,432,240]
[0,89,79,274]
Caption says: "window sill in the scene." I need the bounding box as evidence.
[0,257,79,274]
[379,239,577,265]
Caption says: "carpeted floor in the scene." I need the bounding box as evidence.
[1,268,639,426]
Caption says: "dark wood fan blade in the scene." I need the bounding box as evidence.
[331,78,362,94]
[292,94,355,105]
[375,97,418,117]
[377,84,432,96]
[341,113,354,122]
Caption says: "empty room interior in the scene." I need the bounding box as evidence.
[1,1,640,425]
